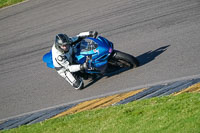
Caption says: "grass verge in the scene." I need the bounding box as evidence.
[1,92,200,133]
[0,0,25,9]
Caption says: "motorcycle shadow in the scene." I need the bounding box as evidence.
[104,45,170,78]
[84,45,170,89]
[137,45,170,66]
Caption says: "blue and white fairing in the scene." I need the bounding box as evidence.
[43,36,113,74]
[75,36,113,73]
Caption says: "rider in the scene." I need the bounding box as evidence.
[52,31,98,90]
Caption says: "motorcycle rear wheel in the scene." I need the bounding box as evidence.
[109,50,139,68]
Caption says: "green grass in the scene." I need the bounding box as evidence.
[0,0,25,8]
[1,93,200,133]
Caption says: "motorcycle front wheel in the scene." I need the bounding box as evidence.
[109,50,139,69]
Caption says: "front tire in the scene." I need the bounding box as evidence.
[109,50,139,68]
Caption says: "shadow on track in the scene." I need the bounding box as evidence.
[84,45,170,89]
[137,45,170,66]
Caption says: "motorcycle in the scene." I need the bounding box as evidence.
[43,36,139,82]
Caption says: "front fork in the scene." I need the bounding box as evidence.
[86,55,94,70]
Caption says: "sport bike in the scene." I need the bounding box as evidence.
[43,36,139,80]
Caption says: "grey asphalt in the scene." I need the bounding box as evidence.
[0,0,200,120]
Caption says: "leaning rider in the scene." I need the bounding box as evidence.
[51,31,98,90]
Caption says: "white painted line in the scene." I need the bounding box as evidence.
[1,74,200,122]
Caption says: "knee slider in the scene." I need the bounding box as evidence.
[73,79,83,90]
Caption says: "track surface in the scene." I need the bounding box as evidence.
[0,0,200,120]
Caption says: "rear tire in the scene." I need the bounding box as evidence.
[109,50,139,68]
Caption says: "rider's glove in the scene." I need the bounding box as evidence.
[78,31,98,39]
[89,31,98,38]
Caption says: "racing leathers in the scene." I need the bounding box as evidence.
[52,31,98,90]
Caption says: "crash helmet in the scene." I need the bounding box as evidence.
[55,34,72,52]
